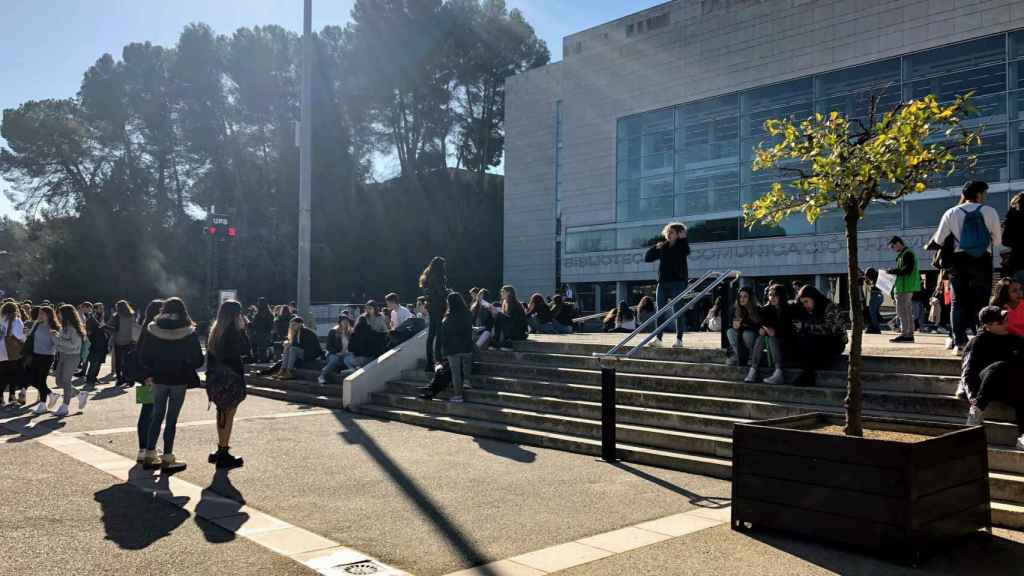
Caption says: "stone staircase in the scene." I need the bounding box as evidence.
[245,340,1024,530]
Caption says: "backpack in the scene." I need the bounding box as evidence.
[205,358,246,409]
[958,206,991,258]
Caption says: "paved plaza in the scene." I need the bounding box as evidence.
[2,341,1024,576]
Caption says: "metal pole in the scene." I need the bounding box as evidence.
[600,360,617,462]
[297,0,313,320]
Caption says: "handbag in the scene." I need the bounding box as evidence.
[928,298,942,325]
[135,383,154,405]
[3,318,22,362]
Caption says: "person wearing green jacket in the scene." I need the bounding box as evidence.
[887,236,921,343]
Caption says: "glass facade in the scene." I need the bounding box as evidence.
[567,30,1024,255]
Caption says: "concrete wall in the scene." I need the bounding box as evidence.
[504,0,1024,292]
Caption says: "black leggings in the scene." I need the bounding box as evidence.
[976,361,1024,435]
[27,353,54,402]
[0,360,23,398]
[426,309,444,367]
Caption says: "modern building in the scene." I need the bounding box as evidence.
[504,0,1024,313]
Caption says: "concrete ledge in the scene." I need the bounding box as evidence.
[343,330,426,408]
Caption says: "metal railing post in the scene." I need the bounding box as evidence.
[599,356,617,462]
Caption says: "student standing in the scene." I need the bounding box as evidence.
[84,302,109,390]
[420,257,448,370]
[439,292,474,403]
[887,236,921,343]
[133,300,162,462]
[140,298,204,472]
[205,300,248,469]
[250,298,274,362]
[930,181,1003,355]
[26,306,59,414]
[863,269,884,334]
[1003,192,1024,277]
[644,222,690,348]
[53,305,86,417]
[107,300,138,386]
[0,302,25,405]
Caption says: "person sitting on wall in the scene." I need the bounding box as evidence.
[386,292,425,347]
[792,285,848,387]
[964,306,1024,450]
[526,293,557,334]
[318,314,355,385]
[349,302,390,368]
[549,294,575,335]
[604,301,636,333]
[492,286,528,351]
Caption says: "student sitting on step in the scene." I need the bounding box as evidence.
[727,287,760,367]
[271,317,323,381]
[792,285,848,387]
[991,275,1024,337]
[746,283,795,385]
[964,306,1024,450]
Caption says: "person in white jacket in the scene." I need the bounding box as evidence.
[0,301,26,405]
[54,305,86,417]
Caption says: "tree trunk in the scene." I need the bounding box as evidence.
[844,210,864,437]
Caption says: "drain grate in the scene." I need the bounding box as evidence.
[340,561,380,575]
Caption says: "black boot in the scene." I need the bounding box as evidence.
[209,447,244,470]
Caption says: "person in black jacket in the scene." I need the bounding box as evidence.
[250,297,274,362]
[1004,192,1024,277]
[492,286,528,350]
[550,294,575,334]
[83,302,110,389]
[525,293,556,334]
[645,222,691,348]
[746,284,795,385]
[273,317,322,380]
[139,298,204,472]
[964,306,1024,450]
[349,312,388,368]
[132,299,163,462]
[420,256,448,370]
[436,292,474,402]
[206,300,250,469]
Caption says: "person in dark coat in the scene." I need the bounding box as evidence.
[746,283,796,385]
[645,222,691,347]
[1004,192,1024,277]
[132,299,163,462]
[492,286,528,349]
[139,298,205,472]
[84,302,110,389]
[205,300,250,469]
[420,256,448,371]
[792,285,848,387]
[250,297,274,362]
[273,317,322,380]
[349,312,388,367]
[436,292,475,402]
[964,306,1024,451]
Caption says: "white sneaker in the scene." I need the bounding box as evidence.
[953,346,964,357]
[54,403,69,418]
[77,391,88,411]
[944,338,955,350]
[46,394,59,409]
[672,338,684,349]
[966,405,984,426]
[648,338,663,347]
[31,402,47,415]
[449,395,464,403]
[317,375,327,385]
[1016,436,1024,451]
[744,368,759,383]
[763,369,785,386]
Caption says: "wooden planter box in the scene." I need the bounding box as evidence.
[732,413,990,563]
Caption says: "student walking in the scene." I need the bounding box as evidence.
[53,305,86,417]
[26,306,59,414]
[887,236,921,343]
[205,300,248,470]
[930,181,1003,355]
[439,292,474,403]
[140,298,204,472]
[644,222,691,348]
[1,301,26,405]
[420,257,448,370]
[133,300,162,462]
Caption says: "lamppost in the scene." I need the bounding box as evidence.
[297,0,313,320]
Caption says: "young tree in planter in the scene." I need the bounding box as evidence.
[744,93,980,437]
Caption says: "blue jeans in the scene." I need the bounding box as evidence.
[950,253,993,348]
[137,403,154,449]
[147,384,186,454]
[867,290,883,332]
[321,352,355,376]
[655,280,687,340]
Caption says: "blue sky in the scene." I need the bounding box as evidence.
[0,0,664,219]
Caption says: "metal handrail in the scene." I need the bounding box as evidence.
[570,269,717,325]
[594,270,720,358]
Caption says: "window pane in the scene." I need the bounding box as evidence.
[1011,89,1024,120]
[903,196,958,229]
[641,175,675,198]
[815,58,900,98]
[616,157,642,181]
[906,63,1006,103]
[617,195,674,221]
[740,214,815,238]
[565,230,616,253]
[617,226,662,250]
[643,108,675,133]
[618,115,642,139]
[687,218,739,243]
[618,135,642,160]
[680,93,739,124]
[743,78,813,113]
[643,131,674,155]
[928,152,1008,188]
[903,35,1005,81]
[1015,151,1024,180]
[742,101,814,139]
[677,166,740,216]
[642,151,674,176]
[816,203,900,235]
[678,116,739,169]
[815,88,902,123]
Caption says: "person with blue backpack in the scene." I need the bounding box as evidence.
[930,181,1003,356]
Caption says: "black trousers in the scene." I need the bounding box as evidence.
[26,353,54,402]
[796,334,844,374]
[976,361,1024,435]
[0,360,23,398]
[426,311,443,367]
[86,350,107,384]
[113,343,134,383]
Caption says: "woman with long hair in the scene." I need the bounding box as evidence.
[746,284,795,385]
[636,296,656,331]
[0,301,25,406]
[206,300,249,469]
[991,276,1024,337]
[131,299,163,461]
[319,314,355,385]
[550,294,575,334]
[727,287,761,367]
[1003,192,1024,276]
[420,256,448,370]
[26,306,60,414]
[83,301,110,389]
[492,286,528,350]
[605,301,636,333]
[437,291,474,403]
[471,288,495,349]
[53,305,86,417]
[793,285,848,387]
[108,300,137,386]
[140,297,204,472]
[525,293,556,334]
